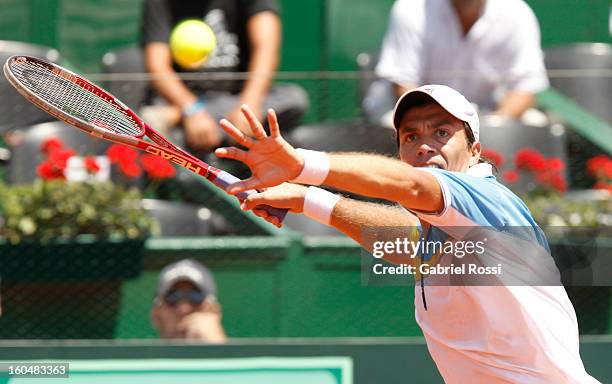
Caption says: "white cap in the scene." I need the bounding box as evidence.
[392,84,480,142]
[156,259,217,299]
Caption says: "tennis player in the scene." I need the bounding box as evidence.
[215,84,599,383]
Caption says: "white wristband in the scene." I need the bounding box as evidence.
[291,148,330,186]
[303,186,340,225]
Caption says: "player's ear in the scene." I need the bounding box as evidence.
[469,141,481,167]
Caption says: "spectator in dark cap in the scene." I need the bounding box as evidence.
[151,259,227,342]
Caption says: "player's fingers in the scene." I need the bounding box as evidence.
[267,109,281,138]
[242,192,280,211]
[227,176,264,195]
[240,104,267,140]
[253,208,281,228]
[215,147,248,163]
[241,194,263,211]
[219,119,254,148]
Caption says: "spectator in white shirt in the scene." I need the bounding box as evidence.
[370,0,549,123]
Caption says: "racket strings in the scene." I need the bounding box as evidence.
[10,60,142,136]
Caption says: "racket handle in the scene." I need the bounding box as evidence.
[214,171,288,223]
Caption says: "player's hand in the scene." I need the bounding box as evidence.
[184,110,222,150]
[177,311,227,343]
[242,183,308,228]
[226,102,262,136]
[215,105,304,194]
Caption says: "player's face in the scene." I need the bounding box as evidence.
[397,103,480,172]
[151,280,207,338]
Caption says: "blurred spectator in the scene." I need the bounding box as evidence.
[141,0,309,151]
[369,0,548,125]
[151,259,227,342]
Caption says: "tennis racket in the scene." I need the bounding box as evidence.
[3,55,287,222]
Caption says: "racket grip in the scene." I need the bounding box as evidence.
[214,171,288,223]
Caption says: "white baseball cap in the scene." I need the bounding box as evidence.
[156,259,217,299]
[392,84,480,142]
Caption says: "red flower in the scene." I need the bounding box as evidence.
[503,170,520,183]
[84,156,101,174]
[107,144,139,164]
[40,137,63,155]
[482,149,504,168]
[603,159,612,179]
[593,182,612,193]
[550,174,567,193]
[141,154,176,179]
[107,144,142,177]
[515,148,537,168]
[37,160,65,180]
[36,137,75,180]
[119,160,142,178]
[534,168,567,193]
[546,157,565,172]
[535,171,551,184]
[529,158,547,172]
[586,155,612,179]
[49,149,75,170]
[515,148,546,172]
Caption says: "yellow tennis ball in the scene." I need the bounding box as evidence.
[170,20,217,69]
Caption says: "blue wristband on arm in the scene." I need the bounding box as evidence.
[182,99,206,119]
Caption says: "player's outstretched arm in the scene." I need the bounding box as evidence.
[244,183,418,260]
[216,105,443,214]
[324,153,444,214]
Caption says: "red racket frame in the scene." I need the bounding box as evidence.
[3,55,287,221]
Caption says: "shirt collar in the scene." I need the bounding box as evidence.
[466,162,493,177]
[444,0,491,40]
